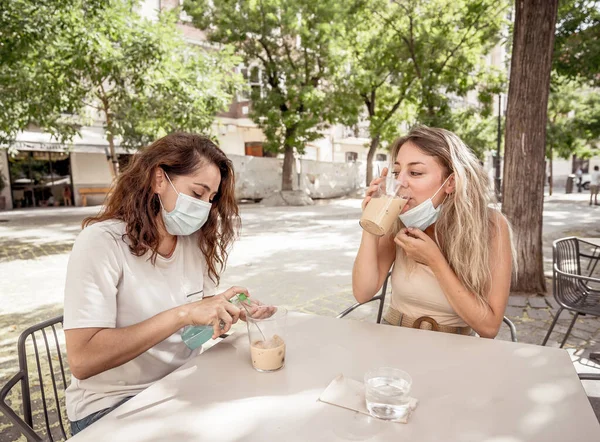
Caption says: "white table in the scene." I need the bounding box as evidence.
[71,313,600,441]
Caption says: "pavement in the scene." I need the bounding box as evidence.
[0,189,599,439]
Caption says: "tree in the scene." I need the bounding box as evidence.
[553,0,600,86]
[334,0,415,186]
[546,77,596,195]
[336,0,508,186]
[1,1,241,176]
[0,0,101,146]
[502,0,559,294]
[451,108,501,159]
[545,1,600,195]
[185,0,347,193]
[69,4,242,176]
[387,0,509,130]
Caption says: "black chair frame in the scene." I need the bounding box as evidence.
[542,238,600,354]
[0,316,68,442]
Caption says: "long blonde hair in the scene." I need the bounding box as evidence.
[391,126,515,306]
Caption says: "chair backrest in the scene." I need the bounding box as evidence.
[554,237,581,275]
[0,316,69,441]
[502,316,518,343]
[553,237,586,307]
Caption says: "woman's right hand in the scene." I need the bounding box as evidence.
[362,167,388,210]
[186,286,246,338]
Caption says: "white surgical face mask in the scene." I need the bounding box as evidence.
[398,175,452,231]
[159,173,212,236]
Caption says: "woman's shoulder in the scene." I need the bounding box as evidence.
[487,207,508,226]
[486,207,511,240]
[77,219,127,247]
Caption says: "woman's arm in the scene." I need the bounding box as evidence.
[352,167,398,303]
[66,287,245,380]
[352,231,396,304]
[429,215,512,338]
[395,214,513,338]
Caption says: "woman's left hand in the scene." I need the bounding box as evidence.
[394,228,445,267]
[239,298,277,322]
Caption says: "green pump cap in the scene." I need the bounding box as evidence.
[234,293,248,303]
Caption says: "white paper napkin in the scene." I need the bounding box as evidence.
[318,374,418,424]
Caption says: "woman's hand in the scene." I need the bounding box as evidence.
[237,297,277,321]
[362,167,388,210]
[394,227,445,268]
[187,286,247,338]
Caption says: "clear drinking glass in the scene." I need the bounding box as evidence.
[247,307,287,372]
[359,175,407,236]
[364,367,412,421]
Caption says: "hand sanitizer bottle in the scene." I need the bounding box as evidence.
[181,293,250,350]
[181,291,213,350]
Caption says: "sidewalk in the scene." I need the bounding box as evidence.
[0,192,599,438]
[0,194,599,345]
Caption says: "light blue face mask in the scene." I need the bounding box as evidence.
[398,175,452,231]
[159,173,212,236]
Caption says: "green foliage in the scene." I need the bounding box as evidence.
[185,0,347,156]
[554,0,600,86]
[0,0,96,146]
[546,1,600,162]
[450,108,500,159]
[387,0,509,128]
[334,0,508,172]
[547,76,600,160]
[333,0,414,148]
[0,0,242,154]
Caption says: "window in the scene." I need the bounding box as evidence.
[345,152,358,163]
[376,154,387,162]
[245,142,264,157]
[239,65,262,101]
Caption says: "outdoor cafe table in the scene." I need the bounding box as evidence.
[70,312,600,441]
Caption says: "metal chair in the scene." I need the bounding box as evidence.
[502,317,518,343]
[579,373,600,381]
[337,273,518,342]
[336,272,391,324]
[542,237,600,350]
[0,316,69,441]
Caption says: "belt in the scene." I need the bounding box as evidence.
[383,306,472,336]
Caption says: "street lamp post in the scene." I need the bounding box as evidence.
[494,94,503,202]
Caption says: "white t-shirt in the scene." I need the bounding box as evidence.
[63,220,217,421]
[591,170,600,186]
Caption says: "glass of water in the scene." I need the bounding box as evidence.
[364,367,412,421]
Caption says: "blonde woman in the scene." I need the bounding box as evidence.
[352,126,514,338]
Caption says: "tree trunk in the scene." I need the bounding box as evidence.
[502,0,558,294]
[281,144,294,191]
[101,97,119,178]
[107,131,119,178]
[365,135,380,187]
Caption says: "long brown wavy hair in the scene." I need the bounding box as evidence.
[83,132,240,285]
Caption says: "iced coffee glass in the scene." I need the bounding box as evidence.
[247,307,287,372]
[360,175,407,236]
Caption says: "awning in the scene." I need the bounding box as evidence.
[5,126,129,155]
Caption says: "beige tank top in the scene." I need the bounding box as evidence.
[390,248,468,327]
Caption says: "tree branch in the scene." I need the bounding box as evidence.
[436,1,490,75]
